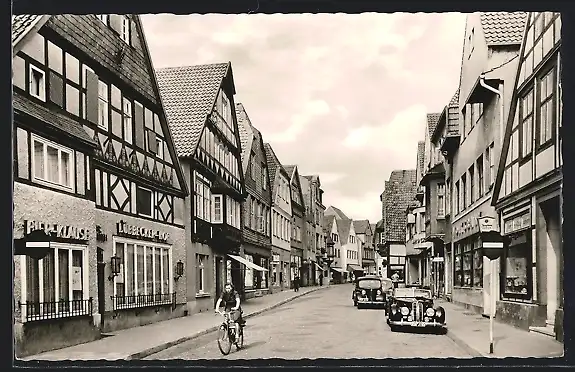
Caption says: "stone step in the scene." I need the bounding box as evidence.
[529,324,556,338]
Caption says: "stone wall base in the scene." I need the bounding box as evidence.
[495,300,547,331]
[101,303,186,333]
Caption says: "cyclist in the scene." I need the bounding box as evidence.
[215,282,244,336]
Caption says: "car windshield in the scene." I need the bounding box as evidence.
[358,279,381,289]
[394,288,432,299]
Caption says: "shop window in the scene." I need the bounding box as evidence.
[31,135,74,191]
[454,238,483,288]
[197,254,208,294]
[244,255,254,289]
[113,240,172,309]
[21,244,88,322]
[29,64,46,101]
[136,186,153,217]
[502,231,532,299]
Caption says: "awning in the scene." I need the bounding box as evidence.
[228,254,268,272]
[331,267,346,274]
[314,263,324,271]
[347,264,363,272]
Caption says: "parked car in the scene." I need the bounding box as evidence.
[386,287,446,333]
[351,275,387,310]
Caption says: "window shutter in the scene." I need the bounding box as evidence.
[86,71,99,124]
[48,71,64,107]
[130,20,139,47]
[147,130,157,154]
[110,15,123,34]
[134,104,145,149]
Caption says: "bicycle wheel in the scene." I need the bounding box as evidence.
[217,325,232,355]
[235,326,244,350]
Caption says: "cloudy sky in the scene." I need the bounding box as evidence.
[141,13,467,223]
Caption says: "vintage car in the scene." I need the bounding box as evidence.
[351,275,387,309]
[386,287,446,332]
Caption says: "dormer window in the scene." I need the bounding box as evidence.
[29,64,46,101]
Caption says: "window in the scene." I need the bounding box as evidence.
[502,231,532,298]
[538,68,556,147]
[227,196,240,229]
[250,154,256,180]
[122,98,133,144]
[437,183,445,218]
[155,137,164,159]
[469,165,475,204]
[196,254,208,294]
[454,238,482,288]
[98,80,109,130]
[488,142,495,187]
[113,240,172,309]
[32,135,74,191]
[22,244,88,321]
[121,16,131,45]
[461,174,467,210]
[29,64,46,101]
[136,186,153,217]
[262,165,267,190]
[97,14,109,25]
[194,174,211,222]
[520,89,534,157]
[212,195,222,223]
[477,156,484,197]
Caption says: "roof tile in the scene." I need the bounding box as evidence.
[325,206,350,220]
[383,169,417,243]
[263,143,288,198]
[353,220,370,234]
[480,12,528,46]
[156,63,230,157]
[449,89,460,107]
[12,15,42,45]
[427,113,442,137]
[235,103,254,175]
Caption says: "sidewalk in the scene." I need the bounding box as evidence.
[439,300,564,358]
[20,285,330,361]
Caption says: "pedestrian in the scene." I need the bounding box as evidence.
[294,275,300,292]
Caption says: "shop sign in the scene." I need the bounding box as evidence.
[432,257,444,263]
[24,220,90,241]
[116,220,169,243]
[272,253,280,263]
[478,216,498,233]
[96,225,108,242]
[503,211,531,235]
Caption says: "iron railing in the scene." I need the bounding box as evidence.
[111,292,176,311]
[19,298,93,322]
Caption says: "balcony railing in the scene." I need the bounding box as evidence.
[111,292,176,311]
[19,298,93,322]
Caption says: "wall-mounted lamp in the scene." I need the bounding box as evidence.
[174,260,184,281]
[108,255,122,281]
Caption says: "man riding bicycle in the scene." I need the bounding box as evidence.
[215,282,245,336]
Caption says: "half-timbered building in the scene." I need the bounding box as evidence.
[12,14,189,357]
[236,103,272,299]
[156,62,246,311]
[284,165,306,287]
[491,12,563,341]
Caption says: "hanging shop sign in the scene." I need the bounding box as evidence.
[24,220,90,242]
[116,220,169,243]
[478,216,498,233]
[272,253,280,263]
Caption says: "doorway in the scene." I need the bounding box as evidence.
[96,248,105,328]
[540,196,562,326]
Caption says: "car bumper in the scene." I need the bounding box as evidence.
[357,299,385,306]
[388,319,446,328]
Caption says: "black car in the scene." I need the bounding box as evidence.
[386,287,446,333]
[351,276,386,309]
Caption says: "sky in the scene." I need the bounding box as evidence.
[141,12,467,223]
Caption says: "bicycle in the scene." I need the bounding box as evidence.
[216,310,244,355]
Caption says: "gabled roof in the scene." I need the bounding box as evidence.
[236,103,254,175]
[263,142,289,198]
[325,206,350,220]
[283,165,296,178]
[448,89,460,107]
[480,12,528,46]
[156,62,231,157]
[353,220,370,235]
[383,170,417,243]
[337,218,353,245]
[12,15,49,51]
[426,113,442,138]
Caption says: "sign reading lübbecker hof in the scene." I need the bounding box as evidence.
[116,220,170,243]
[24,220,91,242]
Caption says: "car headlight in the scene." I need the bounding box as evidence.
[426,308,435,317]
[361,290,366,295]
[400,306,409,315]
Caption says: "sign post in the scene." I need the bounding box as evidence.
[478,216,503,355]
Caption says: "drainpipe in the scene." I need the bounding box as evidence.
[479,74,504,149]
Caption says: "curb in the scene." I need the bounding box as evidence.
[127,286,330,360]
[444,330,485,358]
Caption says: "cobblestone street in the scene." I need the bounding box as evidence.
[146,284,471,359]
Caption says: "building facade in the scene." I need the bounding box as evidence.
[236,103,273,299]
[355,220,376,275]
[299,175,319,286]
[450,12,527,316]
[323,215,344,284]
[156,62,246,312]
[491,12,563,341]
[284,165,305,287]
[264,143,292,292]
[12,14,189,357]
[306,175,326,285]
